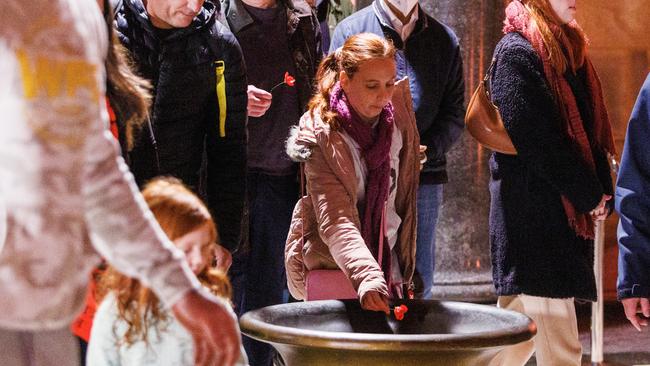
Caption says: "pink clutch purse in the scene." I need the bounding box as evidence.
[305,269,358,301]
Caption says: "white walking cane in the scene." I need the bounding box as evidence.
[591,219,605,364]
[591,154,619,365]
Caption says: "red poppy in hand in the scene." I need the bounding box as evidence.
[270,72,296,92]
[393,304,408,321]
[284,72,296,87]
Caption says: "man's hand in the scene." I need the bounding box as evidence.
[622,297,650,332]
[212,243,233,272]
[247,85,272,117]
[590,194,611,221]
[360,290,390,314]
[173,289,241,365]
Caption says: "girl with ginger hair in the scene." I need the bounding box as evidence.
[87,178,248,365]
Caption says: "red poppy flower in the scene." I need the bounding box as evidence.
[284,72,296,87]
[393,304,409,321]
[270,72,296,92]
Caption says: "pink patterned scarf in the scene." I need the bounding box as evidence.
[504,0,616,239]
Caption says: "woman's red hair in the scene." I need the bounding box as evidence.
[523,0,588,74]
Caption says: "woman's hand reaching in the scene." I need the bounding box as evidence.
[360,290,390,314]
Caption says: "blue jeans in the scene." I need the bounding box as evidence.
[231,172,298,366]
[416,184,443,299]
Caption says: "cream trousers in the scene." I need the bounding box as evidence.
[483,294,582,366]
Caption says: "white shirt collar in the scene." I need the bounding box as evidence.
[379,0,419,42]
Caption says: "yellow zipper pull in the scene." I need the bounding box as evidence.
[214,60,226,137]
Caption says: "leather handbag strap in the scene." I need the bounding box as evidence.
[377,204,386,268]
[483,39,508,103]
[465,42,518,155]
[300,162,306,250]
[483,57,497,102]
[300,162,306,197]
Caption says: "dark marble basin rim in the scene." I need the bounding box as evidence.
[239,300,536,352]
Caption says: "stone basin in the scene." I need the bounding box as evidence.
[239,299,536,366]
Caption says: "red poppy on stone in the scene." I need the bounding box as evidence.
[393,304,408,321]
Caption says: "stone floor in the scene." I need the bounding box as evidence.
[525,302,650,366]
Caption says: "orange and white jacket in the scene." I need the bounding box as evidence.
[0,0,199,330]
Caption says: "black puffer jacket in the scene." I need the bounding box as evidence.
[488,32,613,301]
[115,0,248,251]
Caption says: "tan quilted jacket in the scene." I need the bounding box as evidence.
[285,79,419,301]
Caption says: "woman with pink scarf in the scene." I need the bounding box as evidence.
[485,1,615,365]
[285,33,420,313]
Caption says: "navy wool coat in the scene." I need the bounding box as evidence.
[615,73,650,300]
[488,32,613,301]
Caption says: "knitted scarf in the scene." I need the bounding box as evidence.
[504,1,616,239]
[330,82,394,282]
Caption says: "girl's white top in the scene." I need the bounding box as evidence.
[88,293,249,366]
